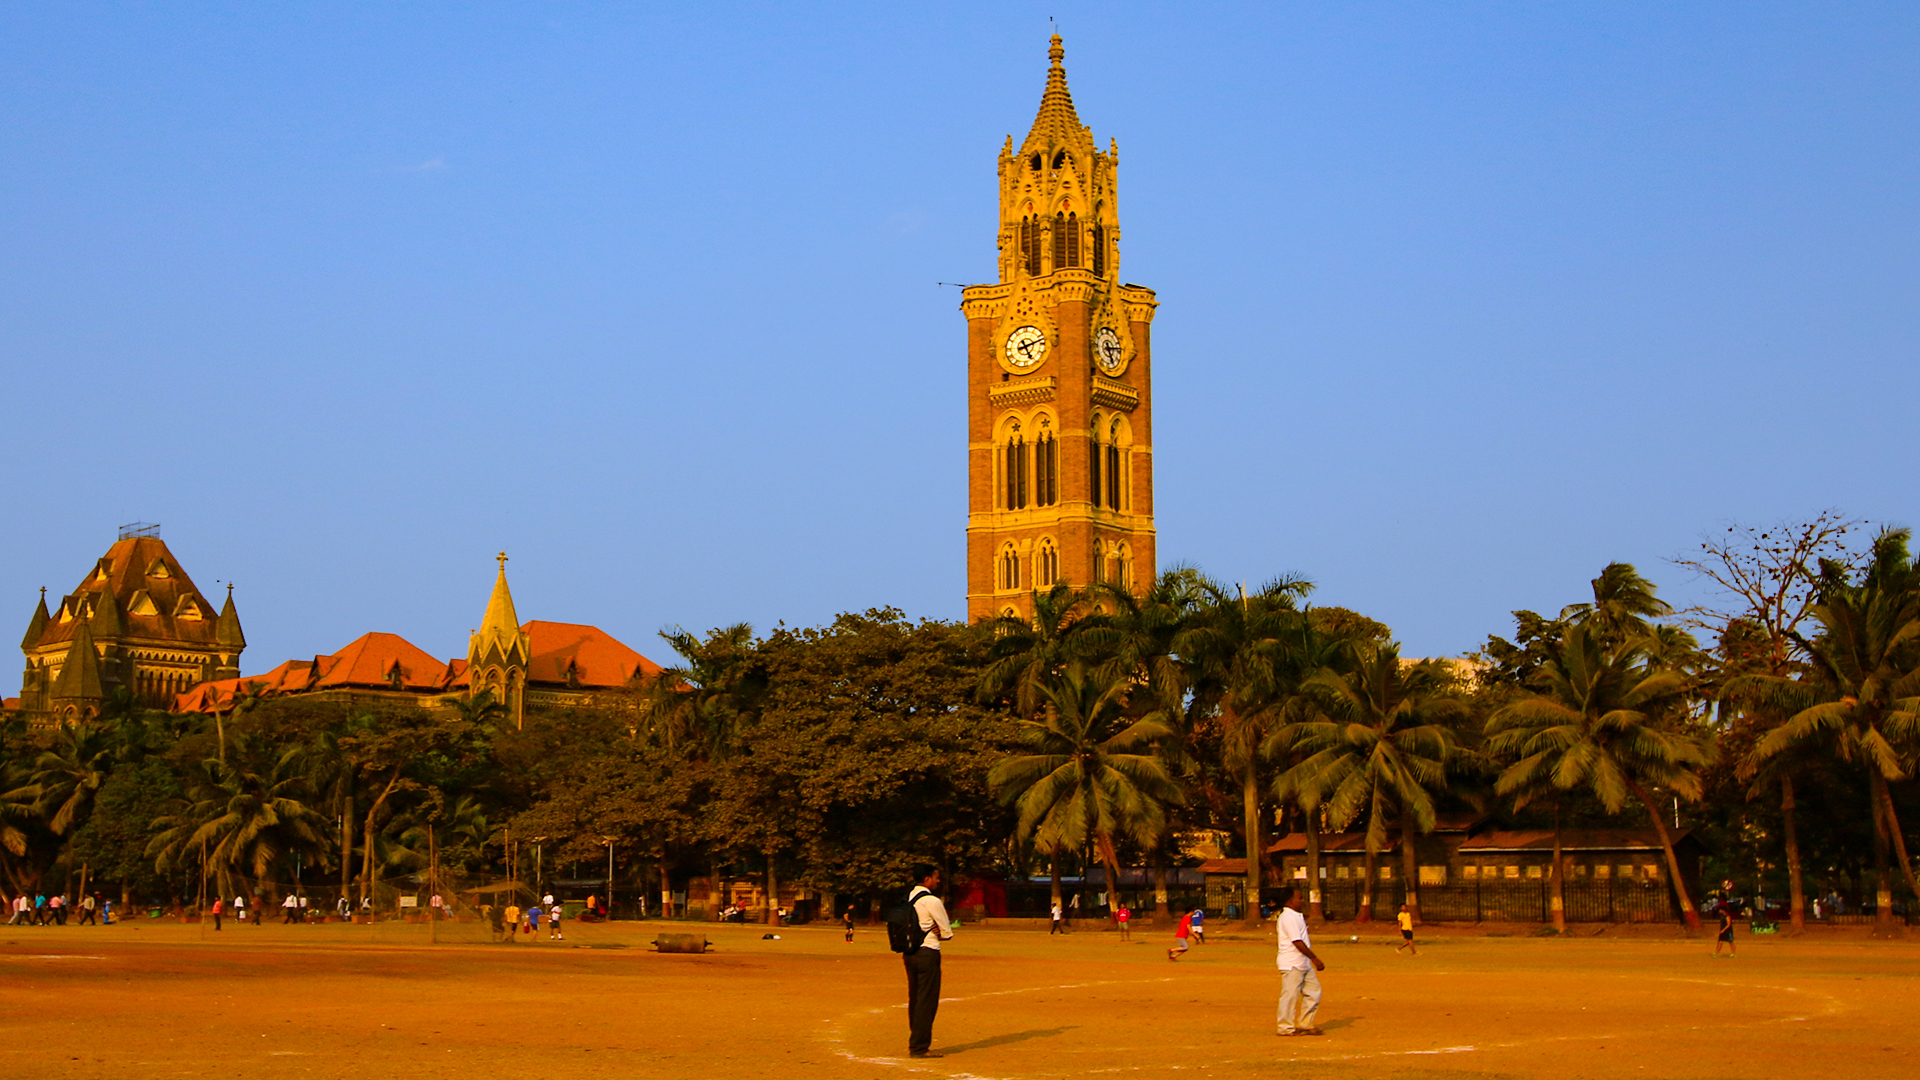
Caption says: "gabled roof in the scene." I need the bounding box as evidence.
[27,536,223,651]
[313,633,446,691]
[1458,829,1706,854]
[523,621,662,689]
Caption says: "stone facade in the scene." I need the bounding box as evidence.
[964,37,1158,622]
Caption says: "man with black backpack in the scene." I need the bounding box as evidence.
[890,864,952,1059]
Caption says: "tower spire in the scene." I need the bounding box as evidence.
[1021,34,1087,157]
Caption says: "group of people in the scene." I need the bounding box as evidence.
[488,894,567,942]
[6,891,108,926]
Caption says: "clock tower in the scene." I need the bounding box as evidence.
[964,36,1158,621]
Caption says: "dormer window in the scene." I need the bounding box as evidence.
[145,558,171,579]
[128,590,160,617]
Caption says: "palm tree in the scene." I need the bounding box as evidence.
[1275,643,1465,923]
[642,624,768,756]
[1563,562,1672,644]
[1262,614,1352,923]
[1734,529,1920,935]
[977,582,1095,719]
[17,720,116,837]
[150,734,329,902]
[1489,623,1712,931]
[1176,575,1313,927]
[988,663,1184,916]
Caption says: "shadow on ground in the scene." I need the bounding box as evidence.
[942,1026,1077,1054]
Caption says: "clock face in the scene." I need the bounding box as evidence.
[1005,325,1048,369]
[1095,327,1125,373]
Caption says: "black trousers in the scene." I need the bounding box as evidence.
[904,948,942,1053]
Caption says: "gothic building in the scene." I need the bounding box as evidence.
[17,528,243,721]
[965,37,1158,622]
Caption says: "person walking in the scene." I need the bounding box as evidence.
[843,906,857,943]
[1167,909,1194,961]
[1275,886,1326,1036]
[1116,904,1132,941]
[336,895,351,920]
[233,893,247,924]
[33,892,48,926]
[1713,903,1737,958]
[77,893,98,926]
[1049,900,1064,935]
[503,903,521,943]
[548,900,564,941]
[282,894,300,924]
[526,902,542,940]
[1189,907,1205,944]
[1395,904,1418,956]
[50,893,66,925]
[902,865,952,1059]
[210,897,224,931]
[6,893,26,925]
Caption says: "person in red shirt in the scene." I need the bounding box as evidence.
[1167,910,1193,961]
[1115,905,1132,941]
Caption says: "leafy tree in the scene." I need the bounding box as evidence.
[1489,623,1712,931]
[1278,644,1466,923]
[988,662,1182,914]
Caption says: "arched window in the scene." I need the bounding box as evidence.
[999,544,1021,591]
[1052,150,1069,170]
[1091,540,1105,584]
[1053,212,1080,270]
[1116,542,1134,591]
[1091,219,1106,278]
[1066,212,1081,268]
[1004,423,1028,510]
[1029,153,1043,173]
[1089,419,1102,509]
[1037,538,1059,587]
[1019,216,1043,277]
[1106,419,1124,510]
[1035,419,1058,506]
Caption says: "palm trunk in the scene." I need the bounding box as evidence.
[659,852,673,918]
[1241,763,1263,927]
[1095,832,1124,926]
[339,793,354,915]
[1625,778,1701,932]
[1399,811,1421,925]
[1549,805,1567,933]
[1152,857,1170,928]
[1358,846,1378,923]
[1869,769,1896,936]
[1305,808,1324,923]
[1781,775,1806,934]
[359,768,403,908]
[1872,774,1920,902]
[1049,850,1063,912]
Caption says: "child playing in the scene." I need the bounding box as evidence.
[1167,910,1194,961]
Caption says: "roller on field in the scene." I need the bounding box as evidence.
[652,933,711,954]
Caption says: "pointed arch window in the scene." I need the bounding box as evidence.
[1037,538,1059,587]
[1092,220,1107,278]
[1020,216,1043,277]
[1116,542,1134,591]
[1091,540,1106,584]
[1003,423,1029,510]
[999,544,1022,591]
[1106,419,1124,510]
[1089,420,1103,509]
[1035,419,1058,506]
[1052,211,1081,270]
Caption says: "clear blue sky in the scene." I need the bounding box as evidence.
[4,2,1917,675]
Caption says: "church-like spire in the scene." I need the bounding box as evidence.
[479,553,520,641]
[89,587,124,638]
[216,584,246,649]
[1021,34,1088,157]
[50,618,105,703]
[21,587,48,652]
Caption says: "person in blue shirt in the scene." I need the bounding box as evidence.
[1189,908,1205,944]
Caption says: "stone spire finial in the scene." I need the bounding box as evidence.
[1021,34,1088,157]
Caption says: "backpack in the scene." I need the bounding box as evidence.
[884,887,935,955]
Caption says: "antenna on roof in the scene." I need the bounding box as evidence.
[118,522,160,540]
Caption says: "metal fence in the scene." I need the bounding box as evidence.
[1321,878,1683,923]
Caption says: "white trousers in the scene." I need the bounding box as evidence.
[1277,966,1322,1033]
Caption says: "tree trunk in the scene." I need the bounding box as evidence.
[1153,857,1171,928]
[1782,775,1806,934]
[359,769,404,907]
[1626,778,1701,932]
[1549,806,1567,933]
[764,858,779,926]
[1399,811,1421,925]
[659,852,673,918]
[1049,850,1063,923]
[1873,773,1920,903]
[339,792,354,913]
[1358,846,1378,923]
[1241,763,1263,928]
[1305,808,1324,924]
[1869,769,1896,936]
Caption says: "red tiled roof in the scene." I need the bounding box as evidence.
[523,621,661,688]
[1197,859,1247,875]
[30,536,221,651]
[315,632,444,691]
[1458,829,1698,853]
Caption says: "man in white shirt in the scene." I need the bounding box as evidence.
[1274,885,1326,1036]
[903,864,953,1059]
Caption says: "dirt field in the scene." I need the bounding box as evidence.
[3,917,1915,1079]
